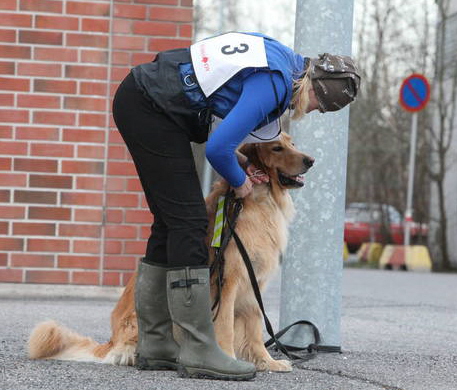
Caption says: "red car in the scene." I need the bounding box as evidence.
[344,203,428,253]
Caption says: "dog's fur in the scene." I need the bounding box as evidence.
[28,133,312,372]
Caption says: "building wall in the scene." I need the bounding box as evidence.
[0,0,193,286]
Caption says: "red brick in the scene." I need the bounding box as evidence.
[73,239,100,254]
[114,4,147,19]
[11,253,54,267]
[64,96,106,112]
[58,255,100,269]
[13,222,56,236]
[149,6,192,22]
[61,160,104,175]
[75,176,104,190]
[132,21,176,36]
[28,238,69,252]
[29,174,72,189]
[179,24,192,38]
[126,178,143,191]
[136,0,178,4]
[0,205,25,219]
[0,93,13,106]
[149,38,190,52]
[67,33,108,48]
[0,237,24,251]
[112,51,130,66]
[0,269,23,283]
[113,20,131,34]
[108,145,126,160]
[0,44,31,59]
[59,224,101,238]
[74,208,103,222]
[31,143,74,158]
[110,67,130,82]
[104,240,122,254]
[0,141,25,155]
[20,128,61,146]
[0,0,18,11]
[106,177,125,191]
[181,0,192,6]
[106,209,123,223]
[0,13,32,27]
[125,210,152,224]
[106,193,138,208]
[0,61,14,74]
[72,271,99,285]
[34,47,78,62]
[102,271,120,286]
[0,109,29,123]
[81,18,109,32]
[0,173,27,187]
[122,272,135,286]
[34,111,76,126]
[63,128,105,143]
[113,36,145,51]
[132,52,156,66]
[0,221,8,234]
[17,95,60,109]
[67,1,109,16]
[29,206,71,220]
[0,29,16,42]
[34,79,77,94]
[65,65,107,80]
[0,190,10,202]
[105,225,137,239]
[26,270,69,284]
[61,191,103,206]
[19,30,63,45]
[0,253,7,266]
[14,190,57,204]
[35,15,79,30]
[77,114,106,128]
[0,77,29,91]
[107,161,137,176]
[0,125,13,138]
[77,145,105,160]
[124,240,146,255]
[104,256,137,270]
[80,50,108,64]
[0,157,11,170]
[20,0,63,13]
[80,81,107,96]
[18,62,61,77]
[14,158,58,173]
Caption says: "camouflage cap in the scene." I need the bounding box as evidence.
[309,53,361,112]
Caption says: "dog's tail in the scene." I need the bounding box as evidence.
[28,320,114,363]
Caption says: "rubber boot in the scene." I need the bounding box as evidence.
[135,260,180,370]
[167,266,256,380]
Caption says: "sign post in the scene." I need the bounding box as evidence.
[399,74,430,246]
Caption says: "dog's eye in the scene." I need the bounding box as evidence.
[272,146,284,152]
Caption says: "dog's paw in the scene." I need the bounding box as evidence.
[259,359,293,372]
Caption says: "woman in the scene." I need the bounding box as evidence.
[112,32,360,381]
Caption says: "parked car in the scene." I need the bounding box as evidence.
[344,202,428,253]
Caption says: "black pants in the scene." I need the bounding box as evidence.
[112,72,208,267]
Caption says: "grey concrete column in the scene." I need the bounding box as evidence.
[279,0,355,348]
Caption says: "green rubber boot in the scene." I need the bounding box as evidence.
[167,266,256,381]
[135,260,180,370]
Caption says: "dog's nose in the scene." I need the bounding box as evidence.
[303,156,314,168]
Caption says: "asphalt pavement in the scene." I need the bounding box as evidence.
[0,268,456,390]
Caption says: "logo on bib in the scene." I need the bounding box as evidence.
[199,43,210,72]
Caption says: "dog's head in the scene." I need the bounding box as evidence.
[239,133,314,189]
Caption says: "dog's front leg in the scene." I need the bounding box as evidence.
[213,278,238,358]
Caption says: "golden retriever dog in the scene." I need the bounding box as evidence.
[28,133,313,372]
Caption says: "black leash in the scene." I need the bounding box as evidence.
[222,190,341,361]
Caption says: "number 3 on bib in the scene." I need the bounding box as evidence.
[221,43,249,55]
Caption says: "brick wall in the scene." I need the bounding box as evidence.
[0,0,193,286]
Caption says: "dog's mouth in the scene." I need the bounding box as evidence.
[278,170,305,188]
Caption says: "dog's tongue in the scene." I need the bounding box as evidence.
[293,175,304,183]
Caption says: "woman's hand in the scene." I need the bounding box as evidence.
[233,176,253,199]
[246,164,269,184]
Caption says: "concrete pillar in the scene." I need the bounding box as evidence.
[279,0,355,348]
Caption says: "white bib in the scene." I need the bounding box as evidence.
[190,33,268,97]
[210,116,281,144]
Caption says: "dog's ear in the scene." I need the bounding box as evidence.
[238,143,262,169]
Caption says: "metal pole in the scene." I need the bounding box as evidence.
[279,0,355,348]
[404,112,418,246]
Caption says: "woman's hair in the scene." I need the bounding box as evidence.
[290,69,312,120]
